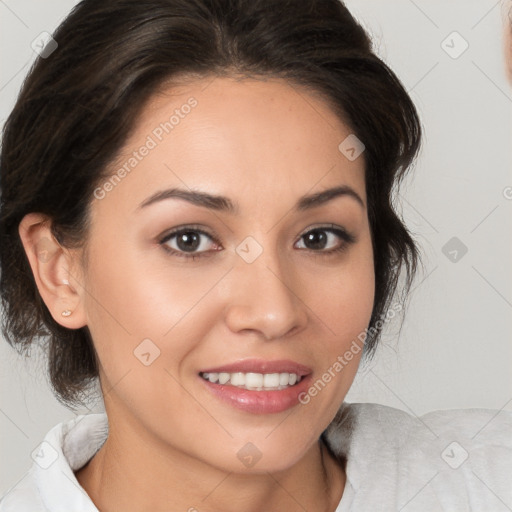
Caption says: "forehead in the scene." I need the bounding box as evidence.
[99,75,366,215]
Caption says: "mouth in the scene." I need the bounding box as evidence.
[198,359,312,414]
[199,371,303,391]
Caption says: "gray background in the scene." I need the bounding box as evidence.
[1,0,511,496]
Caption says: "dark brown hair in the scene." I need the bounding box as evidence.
[0,0,422,407]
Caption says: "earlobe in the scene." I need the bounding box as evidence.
[18,213,87,329]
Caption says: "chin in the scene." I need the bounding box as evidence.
[197,429,319,475]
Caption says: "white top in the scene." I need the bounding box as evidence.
[1,402,511,511]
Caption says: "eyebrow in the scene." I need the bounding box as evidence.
[137,184,365,213]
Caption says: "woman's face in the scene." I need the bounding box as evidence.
[74,76,375,472]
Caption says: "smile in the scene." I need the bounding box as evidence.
[198,359,312,414]
[200,371,303,390]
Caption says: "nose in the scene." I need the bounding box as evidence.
[222,247,308,341]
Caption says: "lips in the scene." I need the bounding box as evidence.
[198,359,313,414]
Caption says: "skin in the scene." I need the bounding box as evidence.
[19,76,375,512]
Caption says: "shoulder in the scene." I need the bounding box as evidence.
[324,402,512,510]
[324,401,512,459]
[0,413,107,511]
[0,468,44,512]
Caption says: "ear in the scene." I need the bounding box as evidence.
[18,213,87,329]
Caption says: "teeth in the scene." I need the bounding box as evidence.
[218,372,230,385]
[263,373,280,388]
[230,372,245,386]
[200,371,302,390]
[245,373,263,389]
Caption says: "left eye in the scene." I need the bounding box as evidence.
[295,227,354,252]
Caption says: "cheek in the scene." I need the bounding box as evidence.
[81,235,231,376]
[307,232,375,398]
[294,240,374,433]
[305,233,375,343]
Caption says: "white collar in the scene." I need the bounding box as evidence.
[33,413,108,511]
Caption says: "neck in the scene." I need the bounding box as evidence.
[75,415,345,512]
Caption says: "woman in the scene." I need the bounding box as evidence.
[0,0,510,510]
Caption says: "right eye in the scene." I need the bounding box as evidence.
[159,226,222,260]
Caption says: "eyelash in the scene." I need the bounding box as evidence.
[158,224,356,261]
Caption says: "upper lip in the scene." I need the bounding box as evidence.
[199,359,312,376]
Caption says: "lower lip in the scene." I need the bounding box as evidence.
[200,375,312,414]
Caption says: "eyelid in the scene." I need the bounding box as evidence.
[297,223,356,243]
[159,224,220,243]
